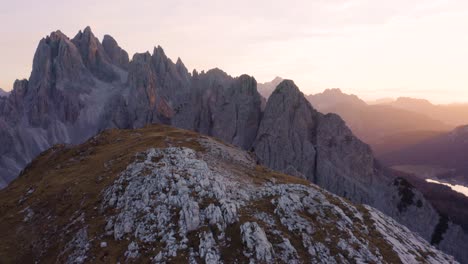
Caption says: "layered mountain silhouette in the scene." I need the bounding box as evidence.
[306,88,453,156]
[257,76,284,99]
[0,27,467,262]
[384,97,468,127]
[381,125,468,186]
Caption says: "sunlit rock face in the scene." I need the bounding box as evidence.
[0,27,467,263]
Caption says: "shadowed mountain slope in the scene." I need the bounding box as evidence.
[306,89,452,156]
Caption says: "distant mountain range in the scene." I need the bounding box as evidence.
[258,79,467,158]
[257,76,284,99]
[383,97,468,127]
[381,125,468,186]
[0,27,467,262]
[305,88,453,156]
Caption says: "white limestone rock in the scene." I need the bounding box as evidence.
[93,145,458,263]
[240,222,274,262]
[180,201,200,232]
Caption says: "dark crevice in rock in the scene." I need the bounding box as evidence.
[431,214,449,245]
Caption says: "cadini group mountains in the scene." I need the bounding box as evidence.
[0,27,467,262]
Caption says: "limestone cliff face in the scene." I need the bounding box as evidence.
[71,26,120,82]
[254,80,376,204]
[102,34,129,70]
[254,80,319,179]
[315,113,377,204]
[174,69,262,150]
[254,80,468,263]
[0,27,467,263]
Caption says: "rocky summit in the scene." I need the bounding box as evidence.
[0,27,467,262]
[0,125,457,263]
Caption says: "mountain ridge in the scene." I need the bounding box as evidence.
[381,97,468,127]
[0,125,457,263]
[306,88,453,156]
[0,27,467,262]
[257,76,284,99]
[381,124,468,186]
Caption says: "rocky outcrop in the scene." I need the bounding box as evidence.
[0,126,457,263]
[254,80,319,179]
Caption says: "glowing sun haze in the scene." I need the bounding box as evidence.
[1,0,468,103]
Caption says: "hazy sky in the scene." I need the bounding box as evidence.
[1,0,468,103]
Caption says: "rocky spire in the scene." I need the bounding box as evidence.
[102,34,130,70]
[126,51,173,127]
[29,30,89,88]
[72,26,119,82]
[254,80,320,179]
[254,79,380,203]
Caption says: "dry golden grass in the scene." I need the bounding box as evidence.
[0,125,204,263]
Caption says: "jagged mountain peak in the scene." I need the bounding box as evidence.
[200,67,231,80]
[257,76,284,99]
[175,57,185,68]
[71,26,119,82]
[322,88,345,95]
[152,45,168,60]
[102,34,115,42]
[272,79,301,95]
[31,29,90,88]
[131,51,152,63]
[271,76,283,82]
[102,34,129,70]
[307,88,367,113]
[44,30,69,43]
[71,26,101,51]
[74,25,93,37]
[0,125,457,263]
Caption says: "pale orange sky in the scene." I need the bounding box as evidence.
[1,0,468,103]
